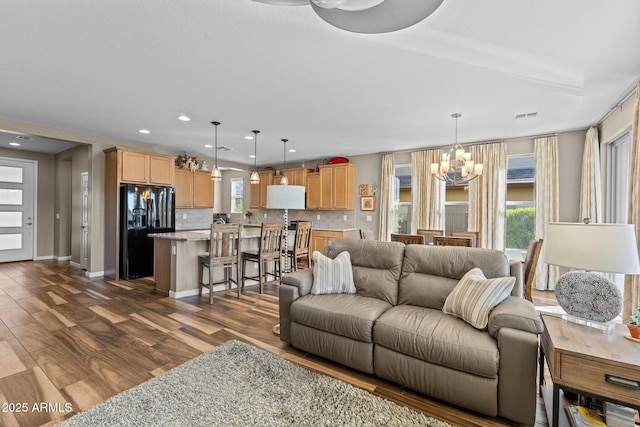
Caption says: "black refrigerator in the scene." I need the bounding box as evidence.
[119,184,175,279]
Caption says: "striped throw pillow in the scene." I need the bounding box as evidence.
[311,251,356,295]
[443,268,515,329]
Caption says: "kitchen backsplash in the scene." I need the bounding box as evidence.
[176,208,359,230]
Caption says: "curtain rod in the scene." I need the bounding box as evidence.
[596,82,638,125]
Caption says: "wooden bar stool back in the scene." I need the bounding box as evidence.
[433,236,473,247]
[242,222,284,293]
[288,221,312,271]
[198,223,243,303]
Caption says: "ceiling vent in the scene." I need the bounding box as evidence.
[513,112,538,121]
[16,135,31,140]
[218,146,233,151]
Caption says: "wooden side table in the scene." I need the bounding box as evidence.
[540,314,640,427]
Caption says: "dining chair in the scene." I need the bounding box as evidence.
[416,229,443,245]
[198,223,243,303]
[241,222,285,293]
[390,233,425,245]
[450,231,480,247]
[523,238,543,302]
[287,221,313,271]
[433,236,473,247]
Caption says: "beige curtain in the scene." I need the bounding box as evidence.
[623,82,640,321]
[378,153,395,241]
[579,127,602,223]
[411,149,445,233]
[534,135,560,290]
[468,142,507,250]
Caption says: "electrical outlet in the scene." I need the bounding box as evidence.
[366,215,372,222]
[343,215,348,221]
[316,214,321,220]
[182,213,187,220]
[264,213,267,218]
[56,213,60,219]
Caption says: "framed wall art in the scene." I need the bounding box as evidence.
[360,195,375,211]
[359,184,369,195]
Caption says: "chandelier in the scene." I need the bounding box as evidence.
[431,113,483,185]
[251,0,444,34]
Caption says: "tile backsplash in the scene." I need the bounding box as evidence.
[176,208,358,230]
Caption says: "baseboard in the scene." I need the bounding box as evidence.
[56,255,72,261]
[170,289,202,299]
[34,255,54,261]
[86,270,104,278]
[69,261,82,268]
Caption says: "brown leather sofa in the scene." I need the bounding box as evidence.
[279,238,543,426]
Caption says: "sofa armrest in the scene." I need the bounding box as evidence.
[487,296,543,338]
[279,269,313,343]
[509,260,523,298]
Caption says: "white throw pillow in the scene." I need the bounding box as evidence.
[311,251,356,295]
[443,268,515,329]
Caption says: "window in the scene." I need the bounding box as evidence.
[393,165,411,234]
[444,183,468,235]
[606,131,631,224]
[505,154,535,259]
[230,178,243,214]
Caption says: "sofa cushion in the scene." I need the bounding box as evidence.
[398,245,511,310]
[325,238,404,305]
[373,305,499,378]
[311,250,356,295]
[290,294,392,343]
[443,268,515,329]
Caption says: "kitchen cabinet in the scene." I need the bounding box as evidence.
[175,168,214,208]
[118,148,175,185]
[274,167,313,187]
[249,170,274,209]
[311,229,358,254]
[306,172,320,210]
[315,163,356,210]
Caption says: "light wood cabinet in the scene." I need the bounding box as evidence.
[306,172,320,210]
[275,167,313,187]
[312,163,356,210]
[118,149,175,185]
[174,168,214,208]
[311,229,358,254]
[249,170,274,209]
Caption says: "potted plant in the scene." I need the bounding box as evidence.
[628,308,640,339]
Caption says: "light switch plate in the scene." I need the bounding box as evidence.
[366,215,372,222]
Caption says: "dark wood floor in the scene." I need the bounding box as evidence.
[0,260,554,427]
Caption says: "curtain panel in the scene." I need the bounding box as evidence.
[411,149,445,233]
[378,153,395,241]
[579,127,602,223]
[624,82,640,321]
[468,142,507,250]
[534,135,560,290]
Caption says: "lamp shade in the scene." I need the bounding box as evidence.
[266,185,305,210]
[544,222,640,274]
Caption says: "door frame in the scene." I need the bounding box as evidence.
[0,156,38,262]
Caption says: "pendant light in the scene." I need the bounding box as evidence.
[250,130,260,184]
[279,139,289,185]
[210,121,222,181]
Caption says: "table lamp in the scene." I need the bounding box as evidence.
[266,184,305,273]
[543,221,640,333]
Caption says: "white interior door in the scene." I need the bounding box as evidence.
[80,171,89,269]
[0,158,36,262]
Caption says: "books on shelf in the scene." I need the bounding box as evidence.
[564,404,606,427]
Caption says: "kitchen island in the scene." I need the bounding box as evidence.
[149,227,261,298]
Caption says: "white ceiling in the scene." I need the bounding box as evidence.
[0,0,638,167]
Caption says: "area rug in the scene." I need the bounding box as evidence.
[57,340,454,427]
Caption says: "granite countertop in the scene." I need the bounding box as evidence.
[149,228,261,241]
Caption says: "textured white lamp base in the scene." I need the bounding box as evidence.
[560,313,616,334]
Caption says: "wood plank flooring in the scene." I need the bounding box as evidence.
[0,260,552,427]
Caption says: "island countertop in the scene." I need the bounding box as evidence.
[149,228,261,241]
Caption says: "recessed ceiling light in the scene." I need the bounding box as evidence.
[204,144,213,148]
[178,115,191,122]
[288,149,296,153]
[245,135,254,140]
[9,142,20,146]
[139,129,151,134]
[249,154,256,158]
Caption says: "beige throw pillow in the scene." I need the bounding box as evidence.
[443,268,515,329]
[311,250,356,295]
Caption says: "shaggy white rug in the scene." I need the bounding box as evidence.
[58,340,454,426]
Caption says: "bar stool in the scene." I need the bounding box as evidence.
[241,222,284,293]
[198,223,243,303]
[287,221,312,271]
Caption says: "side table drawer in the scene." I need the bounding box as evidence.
[561,354,640,405]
